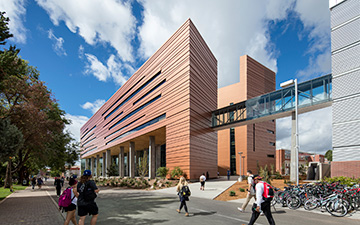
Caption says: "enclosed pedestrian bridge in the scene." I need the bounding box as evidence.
[212,74,332,130]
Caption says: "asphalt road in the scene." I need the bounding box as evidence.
[80,188,360,225]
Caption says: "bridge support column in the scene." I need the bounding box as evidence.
[290,112,297,183]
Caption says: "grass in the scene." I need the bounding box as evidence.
[0,185,28,201]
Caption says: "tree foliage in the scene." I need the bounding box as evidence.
[0,118,23,161]
[325,149,332,162]
[0,11,79,186]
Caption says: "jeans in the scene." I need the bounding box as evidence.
[179,200,188,213]
[248,201,275,225]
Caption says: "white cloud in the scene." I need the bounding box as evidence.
[276,107,332,154]
[80,99,105,115]
[83,53,132,86]
[36,0,136,62]
[0,0,27,43]
[138,0,298,88]
[65,114,89,142]
[78,45,84,59]
[47,29,67,56]
[294,0,331,80]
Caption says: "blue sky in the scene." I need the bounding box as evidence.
[1,0,332,154]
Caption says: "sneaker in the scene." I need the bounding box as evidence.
[185,213,189,217]
[237,207,244,212]
[260,212,264,216]
[176,209,180,213]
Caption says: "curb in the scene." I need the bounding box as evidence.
[212,180,238,200]
[45,187,66,221]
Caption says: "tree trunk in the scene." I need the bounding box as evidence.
[4,159,12,189]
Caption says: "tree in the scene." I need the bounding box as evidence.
[0,12,13,46]
[137,151,148,178]
[0,119,23,188]
[325,150,332,162]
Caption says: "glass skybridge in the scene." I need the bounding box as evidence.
[212,74,332,130]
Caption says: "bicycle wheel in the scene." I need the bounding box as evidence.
[286,195,301,210]
[304,199,318,210]
[326,199,348,217]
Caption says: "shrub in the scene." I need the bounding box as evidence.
[170,167,184,179]
[156,167,169,178]
[323,176,360,187]
[239,188,245,192]
[137,151,149,178]
[274,172,283,179]
[229,191,236,196]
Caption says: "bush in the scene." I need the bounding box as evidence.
[170,167,184,179]
[323,176,360,187]
[229,191,236,196]
[156,167,169,178]
[273,172,283,179]
[239,188,245,192]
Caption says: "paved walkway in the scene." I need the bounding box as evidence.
[154,177,237,199]
[0,180,64,225]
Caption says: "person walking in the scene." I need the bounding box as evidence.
[227,169,231,180]
[176,176,190,217]
[75,170,99,225]
[31,177,36,189]
[54,177,63,197]
[63,177,78,225]
[199,173,206,191]
[238,170,256,212]
[247,176,276,225]
[37,177,43,189]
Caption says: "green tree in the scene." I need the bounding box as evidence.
[0,12,13,46]
[325,149,332,162]
[156,167,169,179]
[0,119,23,188]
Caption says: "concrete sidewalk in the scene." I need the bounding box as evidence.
[154,177,237,200]
[0,180,64,225]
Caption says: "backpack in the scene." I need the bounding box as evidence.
[82,182,97,202]
[259,181,274,202]
[58,187,75,208]
[249,175,256,193]
[181,185,191,197]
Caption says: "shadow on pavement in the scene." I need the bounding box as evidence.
[192,211,217,216]
[272,210,287,214]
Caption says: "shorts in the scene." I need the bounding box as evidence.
[78,202,98,217]
[64,203,76,212]
[200,181,205,187]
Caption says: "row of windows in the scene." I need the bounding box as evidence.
[81,146,97,156]
[267,129,275,134]
[81,125,96,140]
[105,115,145,140]
[109,94,161,130]
[82,137,96,147]
[106,114,166,145]
[104,71,161,120]
[102,76,145,117]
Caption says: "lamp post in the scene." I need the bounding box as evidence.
[280,78,299,186]
[238,152,243,182]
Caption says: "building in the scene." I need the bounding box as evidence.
[330,0,360,178]
[276,149,326,175]
[217,55,276,175]
[80,19,218,180]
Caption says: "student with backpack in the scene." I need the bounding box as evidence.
[247,175,275,225]
[59,177,78,225]
[176,176,190,217]
[238,170,256,212]
[75,170,99,225]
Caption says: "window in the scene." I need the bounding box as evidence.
[133,79,165,105]
[104,71,161,120]
[81,125,96,140]
[109,95,161,130]
[106,114,166,145]
[230,127,236,175]
[269,142,275,146]
[267,154,275,158]
[267,129,274,134]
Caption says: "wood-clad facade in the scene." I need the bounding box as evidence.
[80,19,218,179]
[218,55,276,175]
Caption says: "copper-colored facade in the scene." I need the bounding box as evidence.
[217,55,276,175]
[80,19,218,180]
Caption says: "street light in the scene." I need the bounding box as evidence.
[280,78,299,186]
[238,152,243,182]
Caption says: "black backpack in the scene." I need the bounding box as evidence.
[82,181,97,202]
[181,185,191,197]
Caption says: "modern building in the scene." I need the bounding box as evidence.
[330,0,360,178]
[275,149,326,175]
[217,55,276,176]
[80,19,218,180]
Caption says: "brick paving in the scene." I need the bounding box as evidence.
[0,180,64,225]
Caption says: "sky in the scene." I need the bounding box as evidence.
[0,0,332,154]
